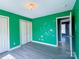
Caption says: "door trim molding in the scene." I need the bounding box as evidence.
[56,12,73,57]
[70,12,73,57]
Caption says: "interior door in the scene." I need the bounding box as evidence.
[20,20,28,45]
[0,16,9,53]
[28,22,32,42]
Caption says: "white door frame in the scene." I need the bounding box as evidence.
[0,15,10,52]
[56,12,73,57]
[20,19,32,45]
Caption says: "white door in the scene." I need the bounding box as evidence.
[20,20,28,45]
[28,22,32,42]
[20,20,32,45]
[0,16,9,53]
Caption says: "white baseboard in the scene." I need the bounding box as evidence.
[74,52,78,59]
[8,45,21,51]
[32,41,57,47]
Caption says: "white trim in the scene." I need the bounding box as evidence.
[0,15,10,52]
[70,12,73,57]
[56,19,58,47]
[8,16,10,51]
[56,16,70,19]
[56,12,73,57]
[74,52,78,59]
[9,45,21,51]
[32,41,57,47]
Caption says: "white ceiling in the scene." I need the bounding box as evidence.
[0,0,76,19]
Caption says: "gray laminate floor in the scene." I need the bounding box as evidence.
[0,42,74,59]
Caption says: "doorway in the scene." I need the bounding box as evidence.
[0,16,9,53]
[20,20,32,45]
[56,16,73,57]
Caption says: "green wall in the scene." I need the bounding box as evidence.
[32,11,70,45]
[73,0,79,59]
[0,9,32,48]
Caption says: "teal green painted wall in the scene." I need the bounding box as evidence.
[32,11,70,45]
[73,0,79,59]
[0,9,32,48]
